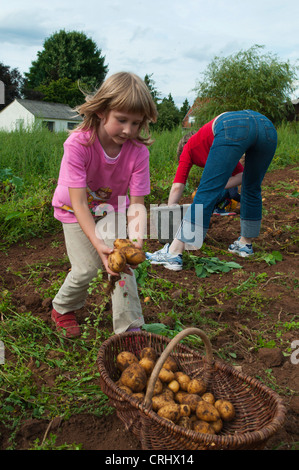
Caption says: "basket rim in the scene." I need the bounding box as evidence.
[97,331,287,447]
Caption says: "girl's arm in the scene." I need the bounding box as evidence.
[168,183,185,206]
[68,187,118,276]
[127,195,147,249]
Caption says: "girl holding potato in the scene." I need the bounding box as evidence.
[51,72,157,338]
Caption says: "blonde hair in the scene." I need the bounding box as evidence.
[74,72,158,146]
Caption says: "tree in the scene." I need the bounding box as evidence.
[36,78,87,108]
[155,94,181,131]
[180,98,190,120]
[0,63,24,111]
[23,30,108,105]
[194,45,298,125]
[144,73,161,104]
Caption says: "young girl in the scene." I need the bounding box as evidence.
[146,110,277,270]
[51,72,157,337]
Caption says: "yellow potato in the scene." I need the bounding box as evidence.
[174,372,191,391]
[214,399,235,422]
[195,401,220,422]
[181,394,202,413]
[140,347,157,362]
[162,388,174,400]
[201,392,215,405]
[157,403,181,423]
[210,418,223,433]
[108,249,127,273]
[117,384,133,395]
[132,392,145,402]
[116,351,138,372]
[174,391,189,403]
[139,357,155,376]
[168,380,180,393]
[147,377,163,396]
[163,356,178,372]
[114,238,134,249]
[177,416,192,429]
[121,246,146,265]
[152,393,175,411]
[159,367,175,383]
[193,420,216,434]
[120,363,147,392]
[179,404,191,417]
[187,378,207,396]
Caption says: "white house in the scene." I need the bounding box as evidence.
[0,98,82,132]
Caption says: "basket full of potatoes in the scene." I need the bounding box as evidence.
[97,328,286,450]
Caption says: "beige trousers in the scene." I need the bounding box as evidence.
[52,213,144,334]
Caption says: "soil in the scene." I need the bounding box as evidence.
[0,166,298,451]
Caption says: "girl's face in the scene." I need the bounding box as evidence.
[97,109,144,147]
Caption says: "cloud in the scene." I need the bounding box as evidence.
[0,9,50,45]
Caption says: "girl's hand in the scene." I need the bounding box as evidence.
[98,242,133,276]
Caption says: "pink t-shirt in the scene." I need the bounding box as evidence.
[52,129,150,223]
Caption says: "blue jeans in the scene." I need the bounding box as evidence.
[177,110,277,246]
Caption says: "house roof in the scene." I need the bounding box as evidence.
[16,99,82,121]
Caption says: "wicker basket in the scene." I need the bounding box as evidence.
[97,328,286,450]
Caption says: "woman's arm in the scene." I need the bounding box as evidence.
[68,187,117,275]
[168,183,186,206]
[225,172,243,189]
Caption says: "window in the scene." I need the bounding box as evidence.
[44,121,54,132]
[67,122,76,130]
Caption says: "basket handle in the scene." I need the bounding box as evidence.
[143,328,213,409]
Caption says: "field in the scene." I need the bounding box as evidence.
[0,125,298,451]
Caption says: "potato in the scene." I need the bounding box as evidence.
[201,392,215,405]
[168,380,180,393]
[163,356,178,372]
[214,399,235,422]
[177,416,192,429]
[117,384,133,395]
[121,246,146,265]
[195,401,220,422]
[140,347,157,362]
[152,393,175,411]
[116,351,138,372]
[174,372,191,391]
[181,394,202,412]
[210,418,223,433]
[108,249,127,273]
[174,391,189,403]
[157,403,181,423]
[193,420,216,434]
[159,368,175,383]
[162,388,174,400]
[139,357,155,376]
[114,238,134,249]
[120,363,147,392]
[148,377,163,396]
[187,378,207,396]
[179,404,191,417]
[132,392,145,402]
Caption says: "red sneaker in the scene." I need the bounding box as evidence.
[51,309,81,338]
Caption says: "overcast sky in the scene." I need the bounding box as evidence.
[1,0,298,108]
